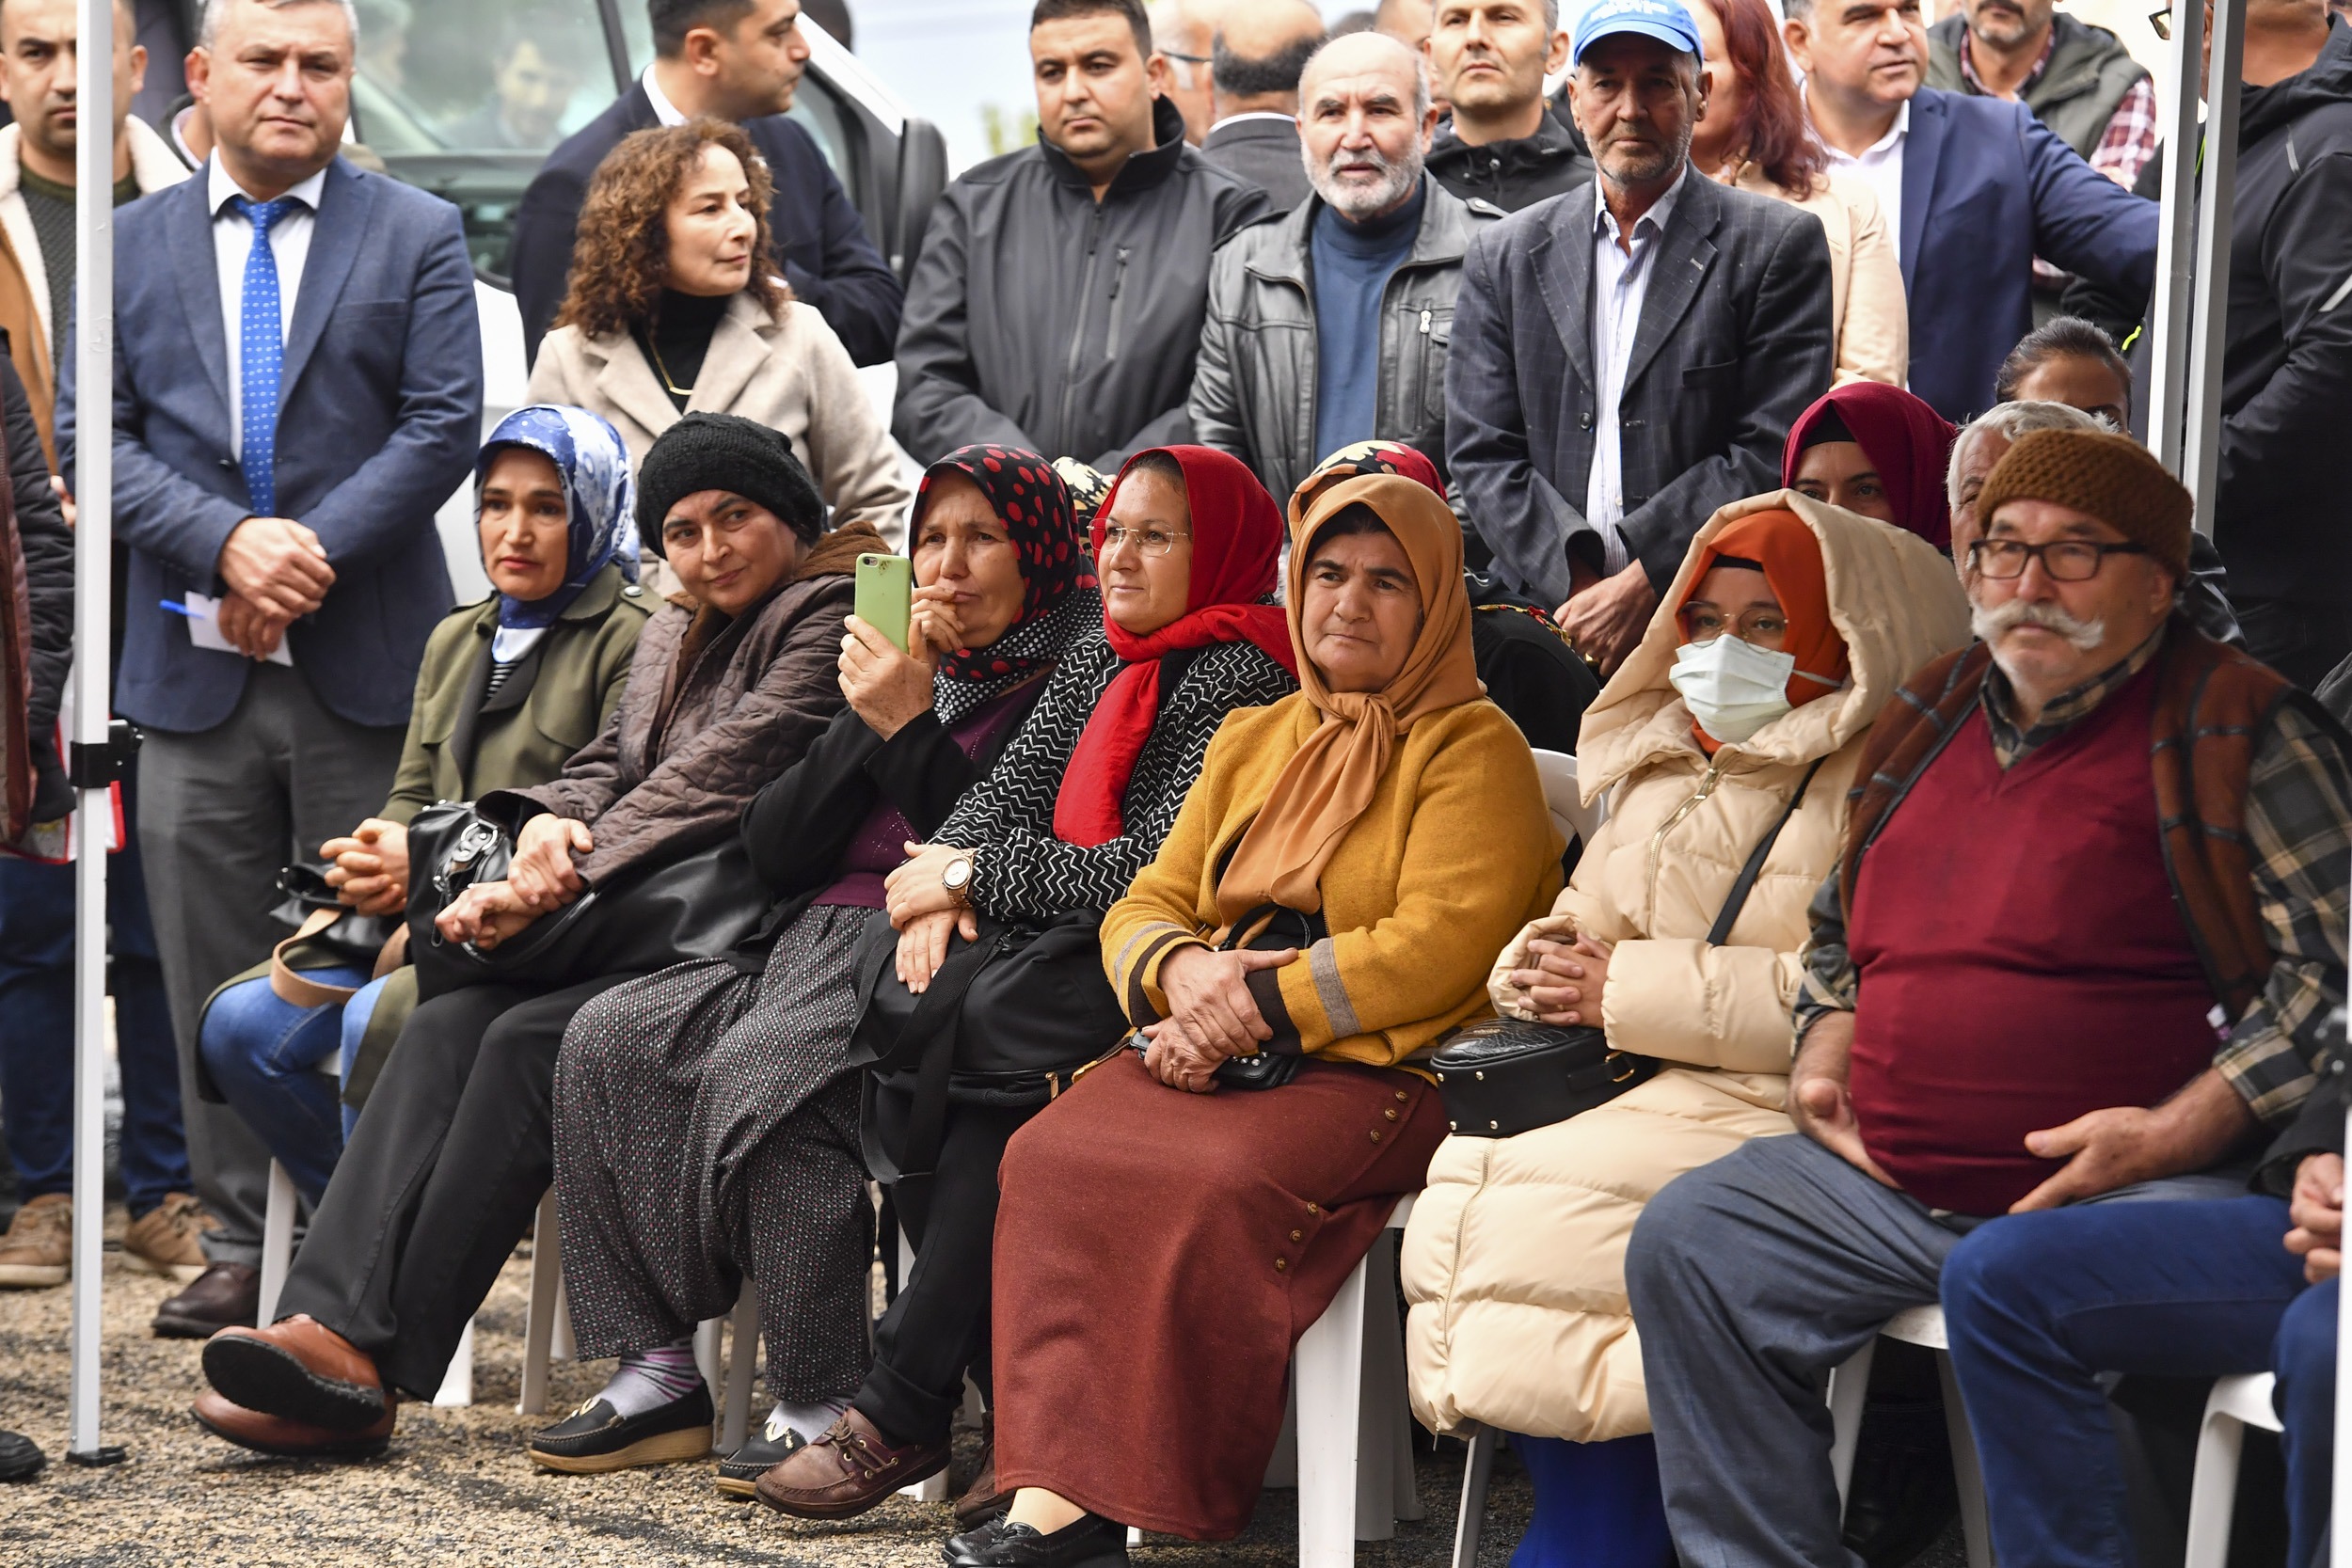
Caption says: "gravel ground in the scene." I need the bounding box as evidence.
[0,1208,1537,1568]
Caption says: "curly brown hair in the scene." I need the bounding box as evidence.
[551,118,790,340]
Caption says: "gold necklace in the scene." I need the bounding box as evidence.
[644,332,694,399]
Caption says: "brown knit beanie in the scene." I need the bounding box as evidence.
[1974,428,2194,578]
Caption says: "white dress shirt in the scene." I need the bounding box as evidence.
[1818,97,1909,269]
[209,157,327,460]
[1583,167,1688,578]
[642,64,689,126]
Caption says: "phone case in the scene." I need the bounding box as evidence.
[854,554,914,654]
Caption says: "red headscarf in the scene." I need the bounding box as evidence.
[1680,510,1850,753]
[1050,447,1297,847]
[1780,383,1957,550]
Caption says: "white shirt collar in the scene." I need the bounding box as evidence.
[1207,110,1299,134]
[1804,88,1911,159]
[207,156,328,215]
[642,63,689,127]
[1592,163,1690,243]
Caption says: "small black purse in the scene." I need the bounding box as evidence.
[1432,757,1823,1139]
[1208,902,1327,1090]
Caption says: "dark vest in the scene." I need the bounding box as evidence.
[1926,13,2150,160]
[1846,658,2217,1213]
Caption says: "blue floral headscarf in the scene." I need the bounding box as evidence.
[474,404,639,630]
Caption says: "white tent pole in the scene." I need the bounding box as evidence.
[2179,0,2245,540]
[64,0,118,1465]
[2144,0,2206,480]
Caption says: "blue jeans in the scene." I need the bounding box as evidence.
[1941,1195,2326,1568]
[0,765,187,1215]
[198,967,373,1206]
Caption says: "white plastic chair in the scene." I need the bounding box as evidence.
[2183,1372,2283,1568]
[1528,750,1605,857]
[1826,1306,1993,1568]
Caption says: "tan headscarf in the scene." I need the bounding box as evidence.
[1216,474,1485,920]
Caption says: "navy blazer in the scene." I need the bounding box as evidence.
[1899,87,2160,421]
[509,84,904,367]
[60,156,484,734]
[1447,172,1836,607]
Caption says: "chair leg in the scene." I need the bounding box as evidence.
[518,1191,563,1416]
[721,1286,760,1453]
[2184,1405,2249,1568]
[1297,1249,1371,1568]
[1935,1351,1994,1568]
[692,1315,724,1400]
[1827,1338,1878,1515]
[257,1159,296,1328]
[434,1319,476,1408]
[1452,1424,1496,1568]
[1356,1235,1414,1537]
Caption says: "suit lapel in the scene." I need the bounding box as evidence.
[687,296,767,417]
[596,333,683,442]
[1621,175,1721,396]
[1898,92,1944,294]
[278,159,373,401]
[168,176,232,418]
[1531,199,1595,395]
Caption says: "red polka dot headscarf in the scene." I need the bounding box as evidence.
[911,444,1100,723]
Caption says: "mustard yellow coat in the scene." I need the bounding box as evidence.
[1400,492,1970,1442]
[1102,693,1561,1070]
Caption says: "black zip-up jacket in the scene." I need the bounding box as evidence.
[5,350,72,821]
[1426,107,1596,214]
[891,97,1272,470]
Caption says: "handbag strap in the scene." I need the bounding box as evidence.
[270,907,364,1008]
[1704,757,1824,947]
[892,927,1009,1183]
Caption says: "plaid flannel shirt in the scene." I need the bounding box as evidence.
[1796,630,2352,1124]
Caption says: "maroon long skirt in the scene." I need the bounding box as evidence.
[991,1051,1449,1539]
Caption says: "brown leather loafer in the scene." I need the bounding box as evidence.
[152,1260,260,1339]
[192,1388,395,1460]
[201,1314,387,1432]
[753,1408,947,1519]
[956,1436,1012,1528]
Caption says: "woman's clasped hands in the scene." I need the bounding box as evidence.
[1142,942,1298,1095]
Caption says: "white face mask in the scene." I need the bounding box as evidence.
[1668,635,1799,744]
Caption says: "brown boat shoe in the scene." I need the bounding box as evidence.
[192,1388,396,1460]
[201,1314,389,1432]
[753,1407,948,1519]
[121,1194,214,1283]
[0,1194,71,1288]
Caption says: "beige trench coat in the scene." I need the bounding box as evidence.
[1400,492,1969,1442]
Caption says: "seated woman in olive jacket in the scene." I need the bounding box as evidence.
[193,414,878,1461]
[535,445,1095,1483]
[196,404,651,1205]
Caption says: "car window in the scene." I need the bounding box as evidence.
[360,0,618,153]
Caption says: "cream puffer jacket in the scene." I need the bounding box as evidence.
[1401,492,1969,1442]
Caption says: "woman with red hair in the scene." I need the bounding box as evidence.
[1688,0,1908,388]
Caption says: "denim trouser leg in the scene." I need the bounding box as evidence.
[1939,1195,2311,1568]
[197,971,368,1206]
[2275,1276,2338,1568]
[336,975,389,1142]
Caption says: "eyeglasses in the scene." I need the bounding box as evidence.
[1678,607,1788,644]
[2148,5,2171,39]
[1099,524,1192,558]
[1159,47,1211,63]
[1967,538,2152,580]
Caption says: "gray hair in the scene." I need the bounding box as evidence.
[1947,400,2104,511]
[200,0,362,49]
[1299,29,1433,120]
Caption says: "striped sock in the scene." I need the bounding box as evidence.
[595,1338,704,1419]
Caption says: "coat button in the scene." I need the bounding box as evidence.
[622,584,644,597]
[1370,1129,1382,1144]
[1384,1108,1399,1122]
[1306,1203,1319,1215]
[1578,412,1594,431]
[1275,1257,1288,1272]
[1395,1090,1408,1101]
[1291,1229,1303,1242]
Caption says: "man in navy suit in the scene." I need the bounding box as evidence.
[1785,0,2159,422]
[506,0,902,366]
[60,0,481,1337]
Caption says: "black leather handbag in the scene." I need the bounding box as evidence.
[1207,902,1327,1090]
[1432,758,1824,1139]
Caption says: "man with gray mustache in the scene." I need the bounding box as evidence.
[1624,427,2352,1568]
[1186,29,1492,503]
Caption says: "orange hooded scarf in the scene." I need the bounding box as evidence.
[1679,510,1850,752]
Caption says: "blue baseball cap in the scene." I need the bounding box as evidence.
[1572,0,1703,64]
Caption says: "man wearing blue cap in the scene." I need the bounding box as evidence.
[1445,0,1835,673]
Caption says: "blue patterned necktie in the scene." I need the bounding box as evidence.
[231,195,297,516]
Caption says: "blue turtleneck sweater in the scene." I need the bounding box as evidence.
[1310,179,1426,464]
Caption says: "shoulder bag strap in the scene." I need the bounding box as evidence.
[890,927,1010,1183]
[1705,757,1825,947]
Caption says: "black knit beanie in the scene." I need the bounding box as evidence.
[635,413,825,555]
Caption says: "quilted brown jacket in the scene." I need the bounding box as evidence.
[486,519,879,888]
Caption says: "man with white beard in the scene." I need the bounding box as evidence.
[1186,29,1489,503]
[1623,426,2352,1568]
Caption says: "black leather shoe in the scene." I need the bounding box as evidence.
[0,1430,43,1481]
[528,1386,713,1473]
[152,1261,260,1339]
[943,1511,1131,1567]
[715,1405,808,1497]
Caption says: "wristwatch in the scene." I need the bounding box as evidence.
[941,854,975,909]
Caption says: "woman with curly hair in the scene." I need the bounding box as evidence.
[1685,0,1907,389]
[528,117,910,545]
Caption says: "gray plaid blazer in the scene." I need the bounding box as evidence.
[1445,169,1836,608]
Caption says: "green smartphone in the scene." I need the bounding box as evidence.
[854,553,914,654]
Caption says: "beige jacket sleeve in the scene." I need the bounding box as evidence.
[1486,822,1627,1017]
[1600,941,1804,1072]
[1830,178,1907,388]
[793,307,914,547]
